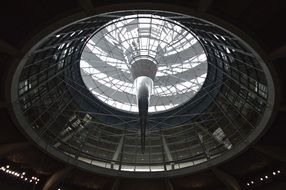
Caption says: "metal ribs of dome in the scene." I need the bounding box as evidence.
[11,10,275,178]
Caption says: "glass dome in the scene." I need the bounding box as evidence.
[12,10,275,178]
[80,14,207,113]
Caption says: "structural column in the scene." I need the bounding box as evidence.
[212,168,241,190]
[42,167,73,190]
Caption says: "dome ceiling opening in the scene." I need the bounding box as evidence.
[80,14,207,113]
[11,10,275,178]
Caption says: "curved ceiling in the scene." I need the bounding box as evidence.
[0,1,286,190]
[9,9,276,178]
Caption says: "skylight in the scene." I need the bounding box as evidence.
[80,14,208,113]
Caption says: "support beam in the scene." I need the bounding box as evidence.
[111,136,124,169]
[42,167,73,190]
[212,168,241,190]
[197,0,214,14]
[269,45,286,61]
[77,0,94,14]
[162,136,175,169]
[112,136,124,161]
[197,133,210,160]
[253,144,286,163]
[162,136,173,162]
[164,179,174,190]
[0,39,19,56]
[0,142,31,156]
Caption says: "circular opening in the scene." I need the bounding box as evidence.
[80,14,207,113]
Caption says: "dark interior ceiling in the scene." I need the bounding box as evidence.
[0,0,286,190]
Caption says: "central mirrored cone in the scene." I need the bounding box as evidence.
[131,59,158,153]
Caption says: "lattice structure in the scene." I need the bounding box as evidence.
[12,10,274,177]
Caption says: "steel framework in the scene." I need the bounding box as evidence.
[11,10,275,177]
